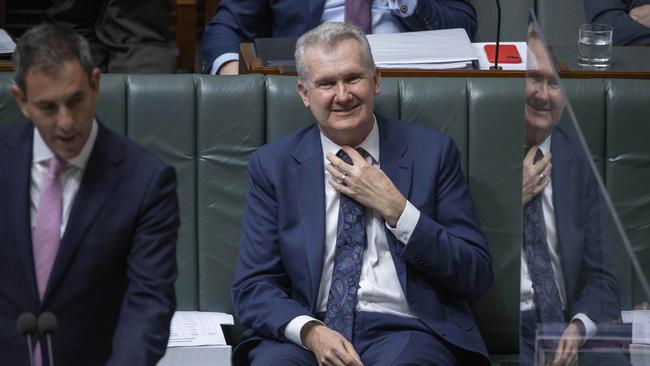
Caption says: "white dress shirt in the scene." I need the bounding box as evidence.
[284,117,421,346]
[520,135,597,338]
[210,0,418,74]
[30,119,98,236]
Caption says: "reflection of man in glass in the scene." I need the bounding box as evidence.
[520,32,621,366]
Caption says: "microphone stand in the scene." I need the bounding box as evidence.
[46,334,54,366]
[37,312,58,366]
[490,0,503,70]
[16,312,37,366]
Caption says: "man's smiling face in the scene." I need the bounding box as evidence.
[525,38,565,145]
[297,38,381,147]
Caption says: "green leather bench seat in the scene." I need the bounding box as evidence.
[1,74,648,363]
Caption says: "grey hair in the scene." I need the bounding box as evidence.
[12,22,95,93]
[295,22,375,84]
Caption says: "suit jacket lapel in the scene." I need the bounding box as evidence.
[290,126,325,311]
[0,123,38,299]
[44,123,125,303]
[377,116,412,292]
[550,128,579,302]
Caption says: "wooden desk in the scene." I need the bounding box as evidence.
[241,42,650,79]
[552,45,650,79]
[0,60,11,72]
[239,42,525,78]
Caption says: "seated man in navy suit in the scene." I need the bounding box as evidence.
[232,22,492,366]
[0,23,178,365]
[202,0,477,74]
[519,30,622,366]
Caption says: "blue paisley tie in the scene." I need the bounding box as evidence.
[323,148,369,341]
[523,148,565,324]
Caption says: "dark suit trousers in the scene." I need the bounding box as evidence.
[247,311,482,366]
[47,0,178,73]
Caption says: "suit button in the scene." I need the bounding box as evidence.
[400,4,408,14]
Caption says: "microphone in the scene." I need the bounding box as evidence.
[16,312,38,366]
[37,312,58,366]
[490,0,503,70]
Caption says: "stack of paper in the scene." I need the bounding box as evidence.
[158,311,234,366]
[622,310,650,345]
[367,28,477,70]
[0,29,15,55]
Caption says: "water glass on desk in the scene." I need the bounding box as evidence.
[578,24,613,68]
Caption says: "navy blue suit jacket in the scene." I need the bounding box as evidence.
[585,0,650,45]
[550,127,620,323]
[0,121,179,365]
[232,116,493,363]
[201,0,477,73]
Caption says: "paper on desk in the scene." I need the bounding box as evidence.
[632,311,650,345]
[0,28,15,54]
[472,42,528,70]
[167,311,234,348]
[367,28,477,66]
[377,61,471,69]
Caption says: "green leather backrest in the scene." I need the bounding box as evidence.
[606,79,650,304]
[466,78,524,354]
[562,78,608,177]
[400,77,469,173]
[0,76,23,127]
[96,75,127,134]
[124,75,199,310]
[196,75,266,313]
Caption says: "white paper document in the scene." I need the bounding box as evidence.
[632,310,650,345]
[158,345,231,366]
[167,311,234,348]
[377,61,472,70]
[0,28,15,54]
[367,28,477,69]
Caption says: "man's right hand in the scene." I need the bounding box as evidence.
[301,322,364,366]
[218,60,239,75]
[522,145,552,206]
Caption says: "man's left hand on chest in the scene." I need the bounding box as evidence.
[326,146,406,227]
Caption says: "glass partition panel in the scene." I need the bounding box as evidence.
[520,11,650,366]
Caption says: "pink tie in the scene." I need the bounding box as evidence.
[32,157,64,366]
[345,0,372,34]
[33,156,64,299]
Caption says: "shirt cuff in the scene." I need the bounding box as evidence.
[572,313,597,342]
[388,0,418,17]
[210,53,240,75]
[284,315,324,348]
[386,200,420,245]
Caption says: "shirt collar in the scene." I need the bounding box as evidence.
[319,115,380,164]
[523,132,552,157]
[538,133,552,156]
[32,118,99,170]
